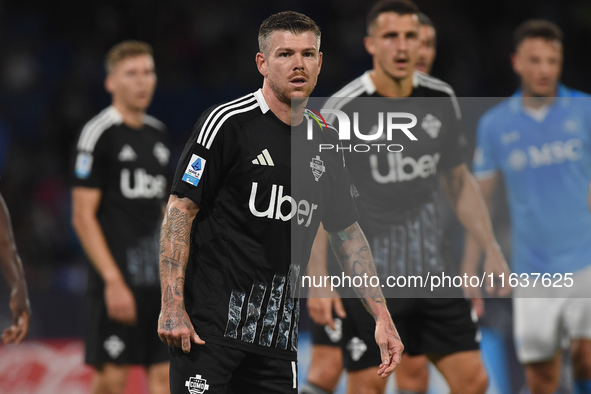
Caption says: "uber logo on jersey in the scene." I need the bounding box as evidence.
[248,182,318,227]
[120,168,166,199]
[421,114,442,139]
[370,152,440,184]
[508,138,583,171]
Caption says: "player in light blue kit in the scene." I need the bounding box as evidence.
[463,20,591,394]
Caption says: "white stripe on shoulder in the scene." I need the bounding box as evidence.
[143,114,166,131]
[414,72,462,120]
[204,101,260,149]
[323,71,375,123]
[196,93,255,145]
[77,106,122,152]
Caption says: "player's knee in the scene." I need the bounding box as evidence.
[458,366,488,394]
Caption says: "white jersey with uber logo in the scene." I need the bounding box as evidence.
[171,89,358,360]
[71,106,170,294]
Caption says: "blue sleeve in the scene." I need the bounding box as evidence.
[472,111,500,178]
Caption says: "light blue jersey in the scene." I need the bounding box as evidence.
[474,85,591,275]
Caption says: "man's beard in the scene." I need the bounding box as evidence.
[268,77,315,107]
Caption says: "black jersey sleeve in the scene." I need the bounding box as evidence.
[71,130,110,189]
[321,149,360,232]
[170,105,237,208]
[437,94,468,171]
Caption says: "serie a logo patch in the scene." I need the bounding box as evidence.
[182,154,207,186]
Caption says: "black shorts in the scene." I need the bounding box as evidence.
[169,342,298,394]
[310,316,344,348]
[340,297,480,371]
[84,288,169,366]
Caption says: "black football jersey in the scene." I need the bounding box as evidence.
[171,89,358,359]
[71,106,170,293]
[323,71,467,278]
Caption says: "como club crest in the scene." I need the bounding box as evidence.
[310,155,326,182]
[185,374,209,393]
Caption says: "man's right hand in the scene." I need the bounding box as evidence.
[158,299,205,353]
[375,314,404,378]
[307,296,346,331]
[104,278,137,325]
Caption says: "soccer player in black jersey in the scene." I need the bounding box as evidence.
[308,1,511,394]
[71,41,171,394]
[302,11,438,394]
[0,191,31,345]
[157,11,402,394]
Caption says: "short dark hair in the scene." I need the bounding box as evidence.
[258,11,321,54]
[417,12,434,28]
[105,40,153,74]
[514,19,563,50]
[366,0,420,35]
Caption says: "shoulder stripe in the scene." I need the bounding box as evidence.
[415,74,462,120]
[197,93,255,146]
[143,114,166,131]
[77,107,122,152]
[322,84,367,124]
[204,102,261,149]
[331,76,365,98]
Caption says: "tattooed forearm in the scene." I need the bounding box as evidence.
[161,207,191,246]
[329,222,387,318]
[159,196,198,305]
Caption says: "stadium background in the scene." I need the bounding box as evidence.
[0,0,589,392]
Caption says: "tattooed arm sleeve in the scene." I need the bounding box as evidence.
[158,194,203,351]
[328,221,388,320]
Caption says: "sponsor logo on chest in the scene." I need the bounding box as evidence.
[120,168,166,199]
[248,182,318,227]
[507,138,583,171]
[370,152,441,184]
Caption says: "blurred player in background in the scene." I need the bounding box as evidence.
[465,20,591,394]
[415,12,436,75]
[302,10,438,394]
[0,191,30,345]
[71,40,171,394]
[311,1,512,393]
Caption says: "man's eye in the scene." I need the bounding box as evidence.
[279,52,290,57]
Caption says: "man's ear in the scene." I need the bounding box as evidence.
[364,36,375,56]
[256,52,268,77]
[105,75,115,94]
[511,53,520,75]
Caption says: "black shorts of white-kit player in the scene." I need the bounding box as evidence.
[323,70,479,367]
[71,106,171,366]
[169,89,358,393]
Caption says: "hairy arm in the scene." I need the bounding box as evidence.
[0,193,30,344]
[157,194,204,352]
[441,165,510,297]
[71,186,136,324]
[328,222,403,378]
